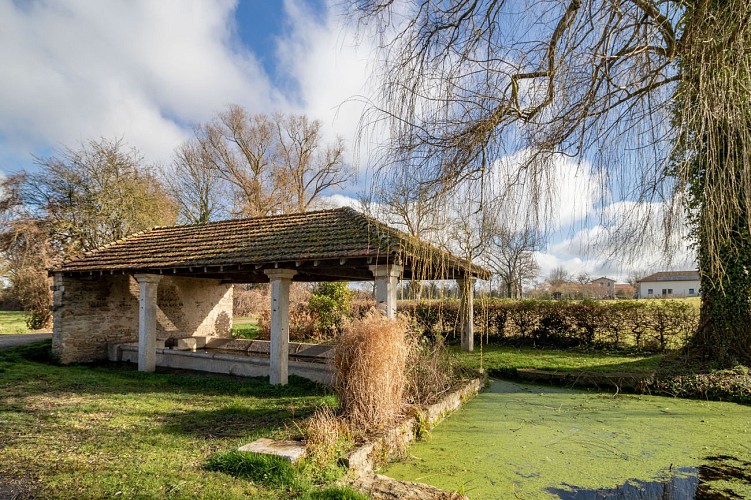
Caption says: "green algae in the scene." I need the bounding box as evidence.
[382,380,751,499]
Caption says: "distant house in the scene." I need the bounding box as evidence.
[637,271,700,298]
[591,277,615,298]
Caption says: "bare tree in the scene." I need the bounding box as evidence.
[274,114,349,213]
[0,138,175,326]
[485,226,540,298]
[547,266,570,289]
[575,272,591,286]
[194,105,351,217]
[163,139,225,224]
[357,0,751,365]
[0,182,52,329]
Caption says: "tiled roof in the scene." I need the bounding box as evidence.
[637,271,700,283]
[592,276,615,282]
[51,207,488,281]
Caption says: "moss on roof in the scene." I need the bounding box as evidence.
[52,207,488,280]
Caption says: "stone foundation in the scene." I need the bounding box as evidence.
[110,344,333,384]
[52,273,233,364]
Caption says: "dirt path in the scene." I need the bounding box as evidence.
[0,333,52,349]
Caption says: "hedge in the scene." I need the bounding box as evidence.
[397,299,699,351]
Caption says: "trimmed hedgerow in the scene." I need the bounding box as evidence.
[399,299,699,351]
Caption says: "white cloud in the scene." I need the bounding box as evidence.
[315,193,359,209]
[274,0,379,172]
[490,149,602,231]
[0,0,284,168]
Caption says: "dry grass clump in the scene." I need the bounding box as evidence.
[304,405,352,468]
[334,312,409,433]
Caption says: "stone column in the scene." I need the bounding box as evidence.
[135,274,163,372]
[457,277,474,352]
[264,269,297,385]
[369,264,404,319]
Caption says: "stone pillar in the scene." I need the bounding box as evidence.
[369,264,403,319]
[135,274,163,372]
[264,269,297,385]
[457,277,474,352]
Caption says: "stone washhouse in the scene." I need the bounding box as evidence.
[50,207,488,385]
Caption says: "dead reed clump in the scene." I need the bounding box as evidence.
[304,405,352,468]
[404,332,455,406]
[334,312,409,434]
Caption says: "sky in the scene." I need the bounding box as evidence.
[0,0,695,283]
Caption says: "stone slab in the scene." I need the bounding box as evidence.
[238,437,306,463]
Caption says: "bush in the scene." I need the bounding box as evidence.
[309,283,353,338]
[256,303,316,341]
[651,365,751,405]
[333,313,408,433]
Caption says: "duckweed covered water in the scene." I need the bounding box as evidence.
[383,380,751,499]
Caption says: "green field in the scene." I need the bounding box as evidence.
[453,344,663,374]
[232,316,259,339]
[0,311,260,338]
[0,341,341,499]
[0,311,32,334]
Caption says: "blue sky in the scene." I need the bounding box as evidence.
[0,0,694,282]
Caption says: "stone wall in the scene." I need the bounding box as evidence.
[52,273,233,364]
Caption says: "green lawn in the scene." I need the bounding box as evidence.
[232,316,259,339]
[0,341,344,499]
[0,310,32,334]
[452,344,662,374]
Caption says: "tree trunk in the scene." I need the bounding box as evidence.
[681,0,751,368]
[690,220,751,367]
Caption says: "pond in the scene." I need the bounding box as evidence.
[383,380,751,499]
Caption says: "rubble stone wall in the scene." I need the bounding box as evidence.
[52,273,233,364]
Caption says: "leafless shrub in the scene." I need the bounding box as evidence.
[232,285,269,317]
[255,304,316,341]
[333,312,409,433]
[404,332,454,406]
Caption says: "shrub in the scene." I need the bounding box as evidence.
[333,313,408,433]
[309,283,353,337]
[256,303,316,341]
[233,285,269,316]
[651,365,751,405]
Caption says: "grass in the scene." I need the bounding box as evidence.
[232,316,259,339]
[0,310,32,334]
[0,340,354,499]
[452,344,663,374]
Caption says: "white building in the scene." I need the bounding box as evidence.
[637,271,700,298]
